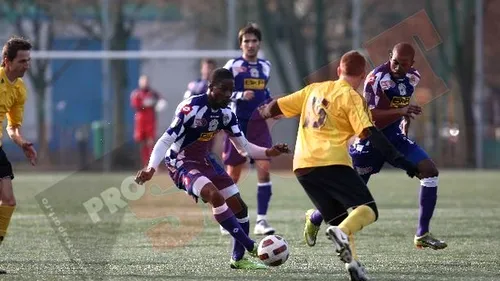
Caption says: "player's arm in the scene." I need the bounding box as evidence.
[365,73,421,125]
[223,111,289,158]
[7,89,36,165]
[259,84,310,119]
[344,91,418,178]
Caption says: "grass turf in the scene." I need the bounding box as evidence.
[1,170,499,280]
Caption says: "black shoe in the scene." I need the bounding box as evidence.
[0,269,6,274]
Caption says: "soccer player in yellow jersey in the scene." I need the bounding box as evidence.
[259,51,419,281]
[0,37,37,274]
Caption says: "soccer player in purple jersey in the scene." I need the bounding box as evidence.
[304,43,447,251]
[135,68,289,269]
[183,58,216,99]
[222,24,275,235]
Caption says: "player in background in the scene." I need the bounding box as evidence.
[130,75,165,167]
[259,51,419,281]
[134,68,289,270]
[183,58,217,99]
[304,43,447,251]
[223,24,275,235]
[0,37,38,274]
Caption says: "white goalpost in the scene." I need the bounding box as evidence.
[30,50,243,60]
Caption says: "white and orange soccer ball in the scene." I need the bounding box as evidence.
[257,235,290,266]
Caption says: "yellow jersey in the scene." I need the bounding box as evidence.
[0,67,27,146]
[277,79,373,171]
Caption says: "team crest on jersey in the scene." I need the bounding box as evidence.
[208,119,219,131]
[193,118,207,128]
[249,67,259,78]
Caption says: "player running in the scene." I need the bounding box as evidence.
[183,58,217,99]
[259,51,419,281]
[303,43,447,251]
[222,24,276,235]
[134,68,289,270]
[0,37,38,274]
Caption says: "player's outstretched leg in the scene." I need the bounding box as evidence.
[253,160,275,235]
[414,159,447,250]
[198,181,261,261]
[225,193,267,270]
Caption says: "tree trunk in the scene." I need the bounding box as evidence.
[257,0,294,93]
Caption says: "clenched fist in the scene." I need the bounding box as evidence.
[265,143,291,157]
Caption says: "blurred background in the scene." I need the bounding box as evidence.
[0,0,498,171]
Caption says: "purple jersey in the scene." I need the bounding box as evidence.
[223,57,271,120]
[162,94,242,168]
[363,62,421,135]
[183,78,209,99]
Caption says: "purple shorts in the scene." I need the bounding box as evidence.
[223,117,272,166]
[168,154,238,201]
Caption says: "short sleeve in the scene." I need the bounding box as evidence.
[277,84,312,118]
[343,89,374,136]
[7,85,27,127]
[363,71,383,110]
[222,109,243,137]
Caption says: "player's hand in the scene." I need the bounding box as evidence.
[394,157,419,178]
[243,90,255,101]
[265,143,291,157]
[399,105,422,119]
[21,141,37,166]
[135,167,156,185]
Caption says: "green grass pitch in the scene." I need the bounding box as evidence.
[1,170,499,280]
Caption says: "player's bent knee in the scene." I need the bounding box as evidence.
[196,178,225,206]
[366,202,379,221]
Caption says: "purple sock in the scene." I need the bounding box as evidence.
[232,217,250,261]
[257,182,272,216]
[214,205,254,251]
[417,177,438,236]
[310,210,323,226]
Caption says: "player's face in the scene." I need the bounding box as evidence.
[139,76,149,89]
[240,33,260,59]
[390,51,413,78]
[7,50,30,78]
[210,78,234,109]
[201,63,215,80]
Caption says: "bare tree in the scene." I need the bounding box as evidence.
[0,0,72,165]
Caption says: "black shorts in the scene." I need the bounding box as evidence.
[0,147,14,180]
[295,165,376,225]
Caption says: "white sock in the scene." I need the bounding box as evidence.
[256,215,267,222]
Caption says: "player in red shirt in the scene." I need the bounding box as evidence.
[130,75,164,167]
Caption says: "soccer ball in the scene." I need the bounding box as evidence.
[257,235,289,266]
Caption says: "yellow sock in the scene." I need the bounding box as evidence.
[0,206,15,245]
[349,234,358,260]
[338,205,376,236]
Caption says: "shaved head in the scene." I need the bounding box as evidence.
[392,42,415,59]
